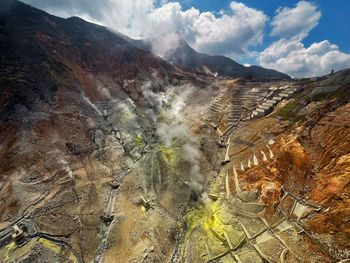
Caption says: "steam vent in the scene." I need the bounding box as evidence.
[1,1,350,262]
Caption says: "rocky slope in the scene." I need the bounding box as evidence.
[180,70,350,262]
[0,1,349,263]
[0,1,216,262]
[122,33,292,80]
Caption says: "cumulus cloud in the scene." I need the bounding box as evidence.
[260,1,350,78]
[271,1,321,39]
[190,2,267,55]
[259,38,350,78]
[22,0,267,57]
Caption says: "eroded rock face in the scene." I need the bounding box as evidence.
[182,73,349,262]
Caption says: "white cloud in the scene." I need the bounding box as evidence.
[260,1,350,78]
[118,1,268,56]
[23,0,267,57]
[190,2,267,55]
[271,1,321,39]
[259,38,350,78]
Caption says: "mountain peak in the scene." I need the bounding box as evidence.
[150,33,291,80]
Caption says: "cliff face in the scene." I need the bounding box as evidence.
[232,101,350,251]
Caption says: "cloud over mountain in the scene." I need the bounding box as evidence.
[23,0,267,58]
[23,0,350,78]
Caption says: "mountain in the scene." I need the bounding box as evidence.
[0,2,212,261]
[162,34,292,80]
[0,1,214,123]
[122,33,291,80]
[0,1,349,263]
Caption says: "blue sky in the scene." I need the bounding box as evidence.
[179,0,350,51]
[177,0,350,65]
[23,0,350,77]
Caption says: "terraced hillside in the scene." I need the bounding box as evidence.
[181,69,350,263]
[202,80,300,137]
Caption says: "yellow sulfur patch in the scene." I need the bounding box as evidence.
[5,242,18,261]
[69,253,80,263]
[141,206,147,217]
[158,146,178,165]
[135,136,144,146]
[38,238,61,254]
[185,199,226,241]
[5,242,17,252]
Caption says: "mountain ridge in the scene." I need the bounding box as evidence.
[119,32,292,80]
[5,0,291,81]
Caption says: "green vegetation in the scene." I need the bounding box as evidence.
[294,93,305,99]
[292,115,307,124]
[295,78,317,88]
[42,61,50,68]
[275,100,299,120]
[43,62,71,87]
[311,88,346,101]
[0,72,28,84]
[304,96,311,103]
[50,70,71,87]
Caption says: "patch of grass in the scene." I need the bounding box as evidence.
[42,61,50,68]
[304,96,311,103]
[8,73,25,81]
[294,115,307,123]
[284,114,307,129]
[50,70,71,87]
[0,72,29,84]
[42,61,71,87]
[294,93,305,99]
[311,88,346,101]
[275,100,299,120]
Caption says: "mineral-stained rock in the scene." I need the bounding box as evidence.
[0,2,349,262]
